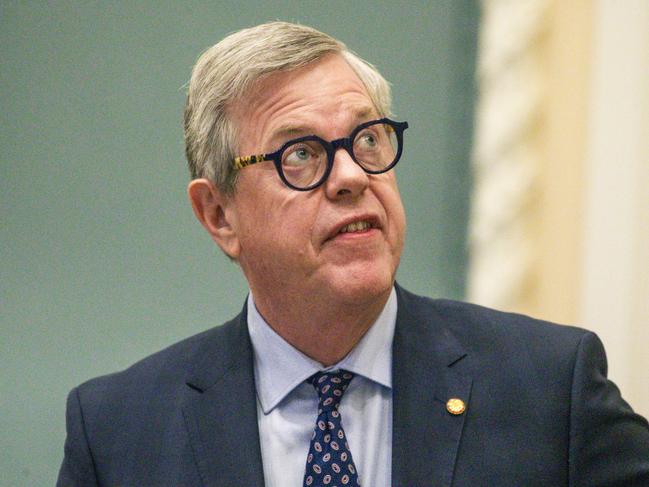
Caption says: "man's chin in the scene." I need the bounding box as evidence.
[321,264,395,305]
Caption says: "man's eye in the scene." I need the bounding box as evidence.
[357,132,379,150]
[284,146,315,166]
[295,148,311,160]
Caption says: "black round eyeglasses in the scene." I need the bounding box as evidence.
[232,118,408,191]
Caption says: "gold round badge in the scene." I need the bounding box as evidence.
[446,398,466,415]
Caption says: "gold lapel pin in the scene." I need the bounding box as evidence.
[446,398,466,415]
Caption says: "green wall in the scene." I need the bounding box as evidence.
[0,2,478,484]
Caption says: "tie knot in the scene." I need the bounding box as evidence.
[308,370,355,411]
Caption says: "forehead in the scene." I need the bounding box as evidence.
[232,55,378,153]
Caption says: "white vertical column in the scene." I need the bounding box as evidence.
[468,0,549,309]
[580,0,649,417]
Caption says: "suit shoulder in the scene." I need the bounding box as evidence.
[396,285,592,356]
[75,313,243,401]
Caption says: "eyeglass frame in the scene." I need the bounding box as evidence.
[232,118,409,191]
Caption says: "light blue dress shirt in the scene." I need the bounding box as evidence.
[247,288,396,487]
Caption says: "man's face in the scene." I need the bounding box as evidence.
[227,54,406,307]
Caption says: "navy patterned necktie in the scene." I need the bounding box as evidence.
[303,370,361,487]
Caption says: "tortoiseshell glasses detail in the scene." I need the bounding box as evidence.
[232,118,408,191]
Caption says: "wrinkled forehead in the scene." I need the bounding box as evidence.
[230,55,378,147]
[232,55,378,158]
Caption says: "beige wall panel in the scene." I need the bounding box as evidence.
[580,0,649,417]
[531,0,592,324]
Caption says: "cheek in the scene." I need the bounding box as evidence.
[238,196,317,256]
[376,178,407,240]
[389,207,407,261]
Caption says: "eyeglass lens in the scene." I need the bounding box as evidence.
[280,121,398,189]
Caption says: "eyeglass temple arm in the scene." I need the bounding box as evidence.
[233,153,269,169]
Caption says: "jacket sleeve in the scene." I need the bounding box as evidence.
[56,387,100,487]
[568,331,649,486]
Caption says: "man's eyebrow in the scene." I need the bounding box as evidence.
[268,107,380,148]
[271,126,310,143]
[352,106,376,121]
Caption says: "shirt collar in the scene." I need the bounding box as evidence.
[247,287,397,414]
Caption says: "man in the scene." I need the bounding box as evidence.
[58,21,649,487]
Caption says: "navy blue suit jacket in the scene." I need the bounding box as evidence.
[57,286,649,486]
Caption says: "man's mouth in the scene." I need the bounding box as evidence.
[323,215,381,243]
[338,221,373,234]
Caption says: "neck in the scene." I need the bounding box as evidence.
[251,286,392,366]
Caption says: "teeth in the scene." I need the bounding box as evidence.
[339,221,371,233]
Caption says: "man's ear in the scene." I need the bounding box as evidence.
[187,178,241,259]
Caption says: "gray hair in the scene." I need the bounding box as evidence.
[183,21,393,193]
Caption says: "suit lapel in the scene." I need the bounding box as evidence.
[182,309,265,487]
[178,286,471,486]
[392,286,472,487]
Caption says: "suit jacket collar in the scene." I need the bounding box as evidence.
[182,305,265,487]
[392,284,471,487]
[181,285,470,487]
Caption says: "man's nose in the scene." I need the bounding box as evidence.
[324,147,370,199]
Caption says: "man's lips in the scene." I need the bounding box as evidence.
[324,215,381,242]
